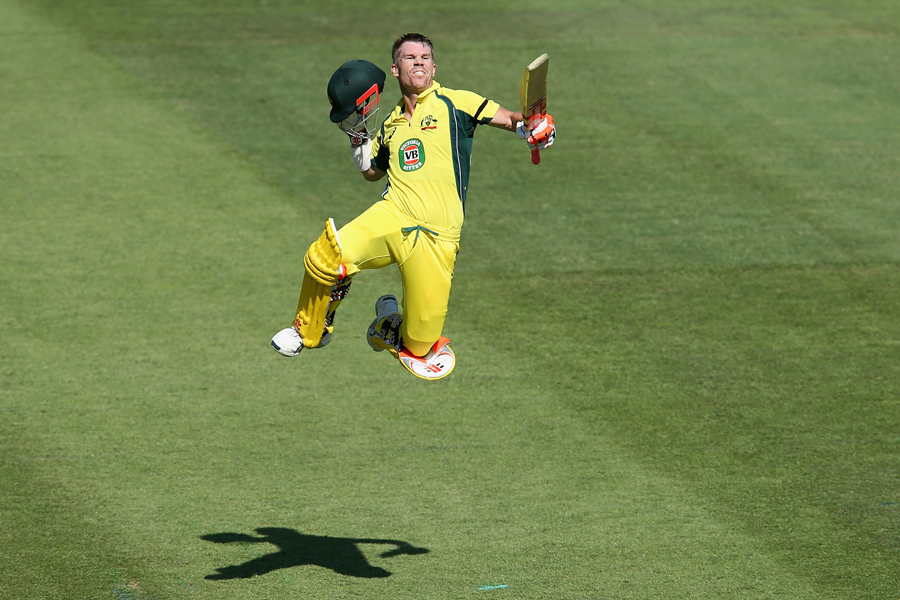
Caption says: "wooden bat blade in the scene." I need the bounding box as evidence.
[519,53,549,165]
[519,53,549,115]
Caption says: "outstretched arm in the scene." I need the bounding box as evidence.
[201,532,266,544]
[488,106,526,132]
[353,538,430,558]
[491,104,556,156]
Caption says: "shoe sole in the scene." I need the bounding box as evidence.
[398,337,455,380]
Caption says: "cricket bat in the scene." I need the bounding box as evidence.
[519,53,549,165]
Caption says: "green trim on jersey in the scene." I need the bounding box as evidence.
[436,92,472,209]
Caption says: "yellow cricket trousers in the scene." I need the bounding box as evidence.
[338,200,460,357]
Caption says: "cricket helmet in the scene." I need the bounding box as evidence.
[327,59,387,123]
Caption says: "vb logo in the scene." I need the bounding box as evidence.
[399,138,425,171]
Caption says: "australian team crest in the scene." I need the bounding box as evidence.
[400,139,425,171]
[420,115,438,130]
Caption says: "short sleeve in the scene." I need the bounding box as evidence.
[447,89,500,124]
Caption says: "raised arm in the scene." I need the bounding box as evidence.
[348,137,387,181]
[488,106,526,132]
[489,104,556,161]
[488,104,556,155]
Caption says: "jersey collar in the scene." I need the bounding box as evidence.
[390,81,442,121]
[415,80,441,102]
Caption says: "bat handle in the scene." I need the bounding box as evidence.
[527,113,544,165]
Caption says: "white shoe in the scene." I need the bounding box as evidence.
[271,327,304,357]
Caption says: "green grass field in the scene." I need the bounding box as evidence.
[2,1,899,598]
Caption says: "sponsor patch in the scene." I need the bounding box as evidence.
[400,138,425,171]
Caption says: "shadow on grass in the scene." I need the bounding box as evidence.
[200,527,430,580]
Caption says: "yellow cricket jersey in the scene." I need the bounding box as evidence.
[371,81,500,232]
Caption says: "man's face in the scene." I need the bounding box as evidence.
[391,41,436,94]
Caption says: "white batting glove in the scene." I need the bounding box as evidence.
[516,115,556,150]
[350,137,372,171]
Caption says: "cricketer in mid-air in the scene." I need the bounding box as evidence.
[271,33,556,380]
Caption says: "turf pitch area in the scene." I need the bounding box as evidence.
[1,1,899,598]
